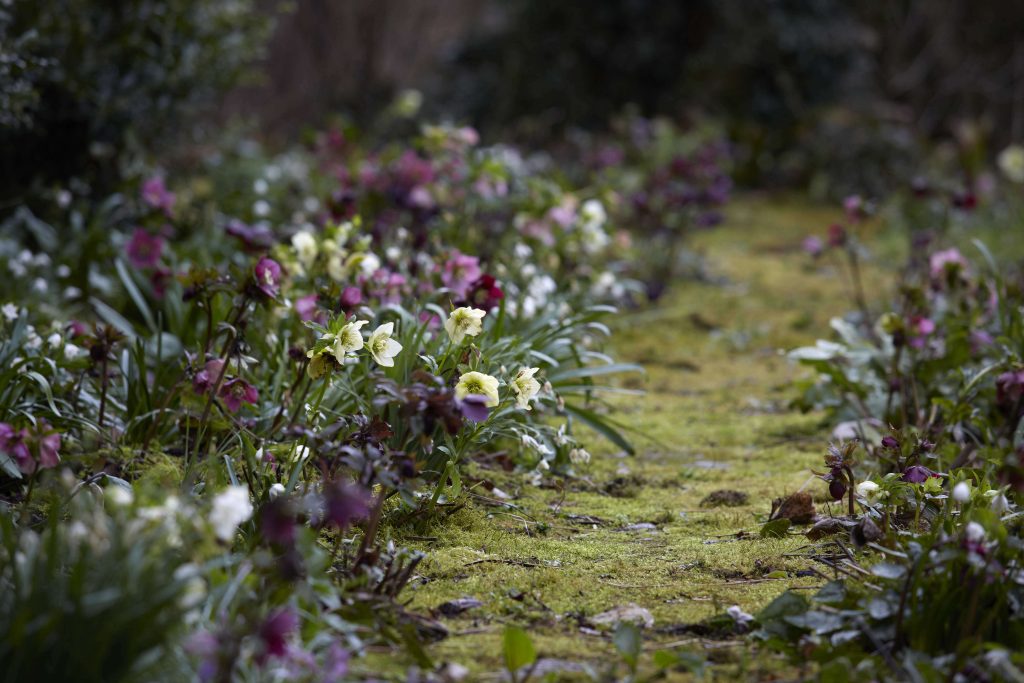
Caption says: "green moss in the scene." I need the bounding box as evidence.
[368,197,865,678]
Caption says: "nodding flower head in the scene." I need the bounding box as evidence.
[253,257,282,299]
[125,228,164,269]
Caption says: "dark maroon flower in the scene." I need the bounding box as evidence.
[466,274,504,311]
[319,480,371,530]
[141,176,176,217]
[952,191,977,210]
[458,394,491,423]
[258,608,298,660]
[828,478,847,501]
[219,378,259,412]
[226,219,274,251]
[260,498,297,545]
[254,257,282,299]
[827,224,847,248]
[901,465,938,484]
[150,266,172,299]
[125,228,164,269]
[996,370,1024,410]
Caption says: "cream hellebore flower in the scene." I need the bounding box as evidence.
[209,485,254,542]
[306,351,330,380]
[855,480,881,500]
[445,307,486,345]
[455,371,500,407]
[511,367,541,410]
[331,320,368,360]
[998,145,1024,184]
[366,322,403,367]
[291,230,319,269]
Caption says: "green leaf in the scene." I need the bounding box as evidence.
[548,362,643,384]
[760,518,791,538]
[502,625,537,674]
[563,403,635,455]
[613,621,642,668]
[116,259,157,334]
[0,452,23,479]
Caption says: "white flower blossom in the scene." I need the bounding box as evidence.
[445,307,486,345]
[455,371,500,407]
[366,322,403,367]
[209,486,254,542]
[511,367,541,410]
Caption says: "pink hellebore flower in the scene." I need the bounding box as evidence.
[193,359,226,395]
[0,420,61,474]
[219,378,259,413]
[441,251,481,298]
[125,228,164,269]
[141,176,176,217]
[258,608,299,661]
[929,248,969,281]
[0,423,33,474]
[294,294,319,322]
[908,316,936,349]
[802,235,824,258]
[254,257,282,299]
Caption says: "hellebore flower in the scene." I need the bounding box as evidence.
[901,464,938,484]
[366,322,402,367]
[441,251,481,298]
[455,371,500,407]
[294,294,319,322]
[125,228,164,269]
[929,248,968,281]
[855,480,880,500]
[881,436,900,450]
[35,421,61,469]
[511,367,541,410]
[319,480,371,530]
[141,176,176,216]
[445,307,486,345]
[827,224,847,248]
[998,145,1024,183]
[458,394,491,423]
[291,230,319,270]
[254,257,283,299]
[260,498,297,545]
[192,359,225,395]
[226,219,274,251]
[0,422,33,474]
[209,485,254,542]
[258,608,298,660]
[339,286,363,313]
[802,236,824,258]
[952,481,972,503]
[466,274,504,311]
[331,320,368,360]
[306,352,331,380]
[219,377,259,412]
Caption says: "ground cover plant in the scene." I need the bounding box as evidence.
[4,3,1024,681]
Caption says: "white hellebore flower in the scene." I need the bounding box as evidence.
[511,367,541,410]
[855,480,880,499]
[455,371,500,407]
[331,320,368,360]
[306,351,330,380]
[446,307,485,344]
[569,448,591,465]
[367,322,403,367]
[269,483,286,499]
[952,481,971,503]
[965,521,986,544]
[290,230,319,269]
[445,307,486,345]
[209,486,254,542]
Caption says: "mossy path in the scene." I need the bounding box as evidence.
[364,197,883,679]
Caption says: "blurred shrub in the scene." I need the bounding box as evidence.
[0,0,270,206]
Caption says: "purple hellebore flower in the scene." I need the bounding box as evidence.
[441,251,482,299]
[294,294,319,322]
[802,236,824,258]
[225,219,274,251]
[260,498,297,545]
[901,464,938,484]
[320,480,371,530]
[125,228,164,269]
[843,194,864,221]
[322,644,350,682]
[193,359,226,395]
[339,286,363,313]
[881,436,900,450]
[254,257,282,299]
[929,248,969,281]
[827,224,847,247]
[259,608,299,661]
[219,377,259,412]
[0,422,33,474]
[141,176,176,217]
[458,393,491,423]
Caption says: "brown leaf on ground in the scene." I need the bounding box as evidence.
[769,492,816,524]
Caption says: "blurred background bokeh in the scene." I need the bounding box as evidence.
[3,0,1023,205]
